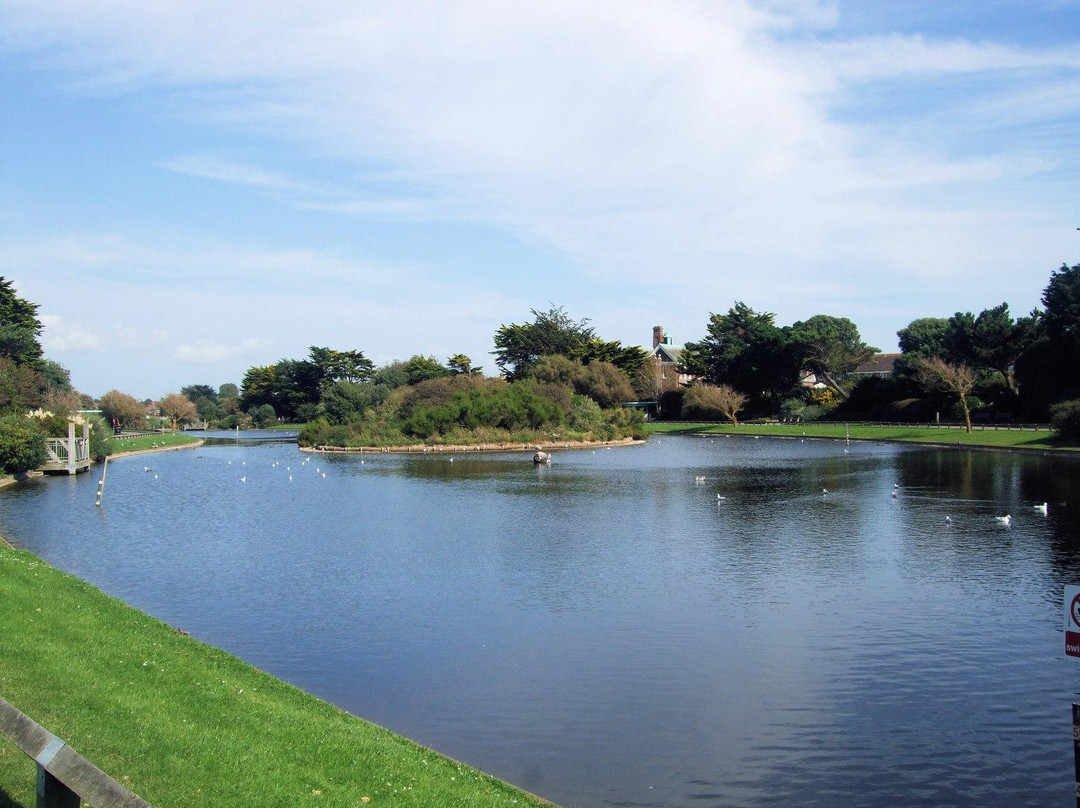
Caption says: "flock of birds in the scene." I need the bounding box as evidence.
[694,472,1053,528]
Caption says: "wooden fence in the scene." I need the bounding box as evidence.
[0,697,154,808]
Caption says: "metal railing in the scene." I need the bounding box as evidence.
[0,697,154,808]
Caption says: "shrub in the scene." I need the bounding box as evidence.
[1050,399,1080,444]
[0,414,47,474]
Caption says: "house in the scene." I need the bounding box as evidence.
[847,353,901,379]
[651,326,694,390]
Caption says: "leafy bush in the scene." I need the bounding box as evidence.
[0,414,46,473]
[799,404,831,422]
[1050,399,1080,444]
[404,381,566,438]
[568,394,605,433]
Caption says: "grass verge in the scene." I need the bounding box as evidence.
[0,544,554,808]
[645,421,1076,451]
[108,433,202,455]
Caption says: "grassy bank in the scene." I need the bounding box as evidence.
[109,432,202,455]
[646,421,1075,451]
[0,543,553,808]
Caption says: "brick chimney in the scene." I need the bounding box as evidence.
[653,325,665,349]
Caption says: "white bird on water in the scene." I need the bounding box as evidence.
[1035,502,1049,515]
[239,476,246,483]
[695,476,706,483]
[822,488,828,496]
[717,494,726,501]
[995,514,1012,526]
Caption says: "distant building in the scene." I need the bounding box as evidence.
[651,326,694,390]
[846,353,901,379]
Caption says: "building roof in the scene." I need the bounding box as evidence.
[654,343,682,363]
[852,353,902,375]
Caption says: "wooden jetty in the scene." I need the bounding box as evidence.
[41,420,92,475]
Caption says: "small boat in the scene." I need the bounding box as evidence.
[533,450,551,464]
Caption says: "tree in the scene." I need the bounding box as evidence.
[181,384,218,403]
[952,303,1040,393]
[681,302,799,410]
[918,357,976,432]
[0,277,44,367]
[0,414,46,473]
[308,347,375,384]
[250,403,277,428]
[1014,264,1080,416]
[0,358,46,413]
[1042,263,1080,349]
[98,390,147,430]
[575,361,636,408]
[218,383,239,399]
[194,395,223,422]
[403,355,451,385]
[682,383,749,426]
[790,315,877,399]
[447,354,480,376]
[897,317,950,358]
[158,393,199,430]
[493,306,597,379]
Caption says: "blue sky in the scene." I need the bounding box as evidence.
[2,1,1077,399]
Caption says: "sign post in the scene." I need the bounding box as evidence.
[1065,586,1080,805]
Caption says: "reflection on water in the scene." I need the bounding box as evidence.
[2,435,1079,807]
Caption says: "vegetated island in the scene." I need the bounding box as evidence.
[0,540,556,808]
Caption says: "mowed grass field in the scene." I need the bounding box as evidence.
[645,421,1072,451]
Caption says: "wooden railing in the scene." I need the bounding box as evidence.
[0,697,154,808]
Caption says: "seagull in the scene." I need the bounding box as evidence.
[945,516,953,524]
[717,493,726,501]
[822,488,828,495]
[239,476,246,483]
[892,490,898,498]
[1034,502,1049,515]
[894,483,900,489]
[694,476,706,483]
[995,514,1012,526]
[288,475,293,481]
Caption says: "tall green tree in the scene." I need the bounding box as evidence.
[181,384,218,403]
[790,315,877,399]
[493,306,596,380]
[309,347,375,384]
[682,302,799,410]
[402,355,451,385]
[945,303,1040,393]
[1015,263,1080,415]
[0,277,44,367]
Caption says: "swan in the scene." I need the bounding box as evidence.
[995,514,1012,526]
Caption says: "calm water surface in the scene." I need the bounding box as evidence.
[3,433,1080,807]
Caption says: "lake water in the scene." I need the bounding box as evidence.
[3,432,1080,807]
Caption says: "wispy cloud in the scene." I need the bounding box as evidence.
[160,154,320,194]
[3,0,1077,392]
[175,338,267,363]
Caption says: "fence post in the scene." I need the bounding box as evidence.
[36,737,79,808]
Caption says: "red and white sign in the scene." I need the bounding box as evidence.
[1065,586,1080,661]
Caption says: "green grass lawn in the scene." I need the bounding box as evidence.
[108,432,202,454]
[0,544,554,808]
[646,421,1074,451]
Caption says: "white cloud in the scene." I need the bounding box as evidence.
[3,1,1077,373]
[175,338,267,363]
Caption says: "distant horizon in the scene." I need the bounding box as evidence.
[3,2,1077,399]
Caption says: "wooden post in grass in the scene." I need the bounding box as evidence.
[0,697,154,808]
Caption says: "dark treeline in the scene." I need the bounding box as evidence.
[674,263,1080,439]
